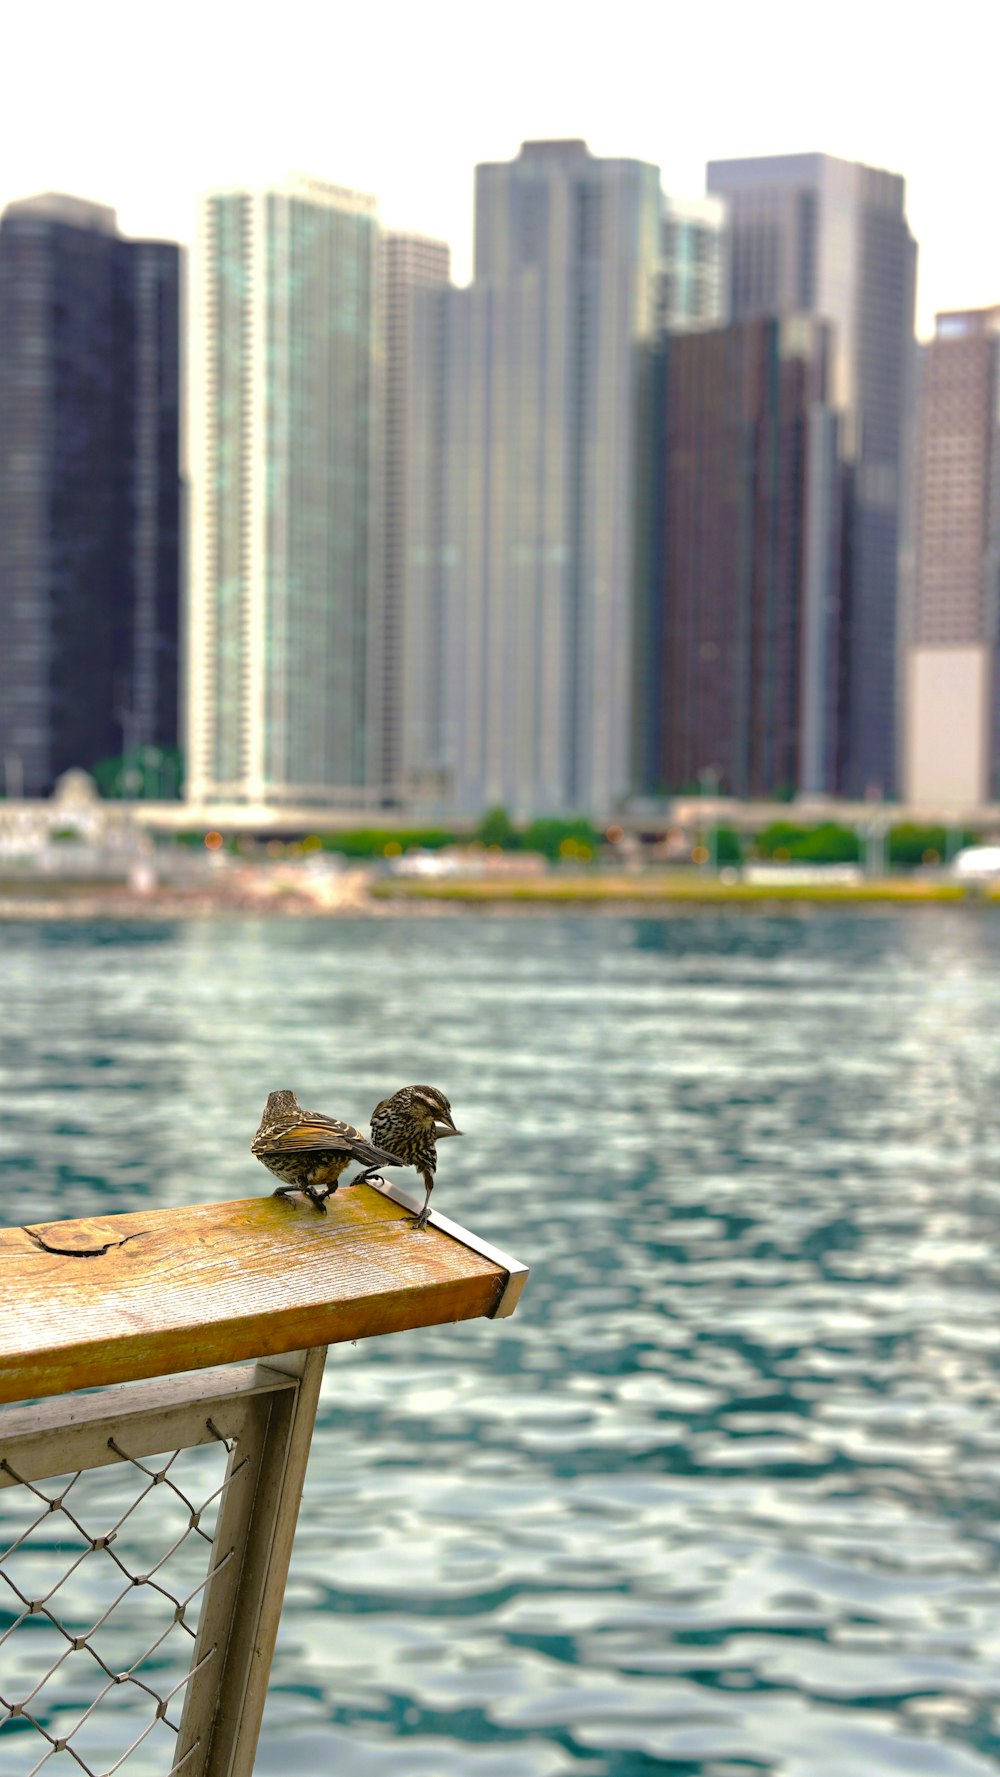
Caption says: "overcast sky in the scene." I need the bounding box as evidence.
[1,0,994,337]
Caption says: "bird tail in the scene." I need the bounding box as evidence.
[351,1140,407,1175]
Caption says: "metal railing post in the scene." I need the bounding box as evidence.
[174,1349,328,1776]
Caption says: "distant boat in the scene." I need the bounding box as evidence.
[951,845,1000,880]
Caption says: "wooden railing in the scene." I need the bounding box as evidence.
[0,1180,527,1775]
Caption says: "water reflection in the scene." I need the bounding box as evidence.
[2,912,1000,1775]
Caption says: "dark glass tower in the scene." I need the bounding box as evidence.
[650,315,845,799]
[707,154,917,795]
[0,194,180,797]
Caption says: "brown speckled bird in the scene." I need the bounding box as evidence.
[369,1084,460,1229]
[251,1089,404,1212]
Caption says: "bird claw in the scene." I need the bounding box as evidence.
[274,1184,330,1213]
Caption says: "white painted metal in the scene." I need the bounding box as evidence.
[369,1179,530,1317]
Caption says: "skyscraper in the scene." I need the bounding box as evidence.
[371,230,450,801]
[647,315,843,798]
[0,194,180,797]
[403,139,665,819]
[187,175,377,807]
[707,153,917,795]
[660,193,728,332]
[905,306,1000,802]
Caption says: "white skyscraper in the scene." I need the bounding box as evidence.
[187,176,378,807]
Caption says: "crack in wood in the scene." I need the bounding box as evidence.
[21,1227,150,1260]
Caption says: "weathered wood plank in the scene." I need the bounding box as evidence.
[0,1185,513,1406]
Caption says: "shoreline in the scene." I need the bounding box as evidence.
[0,871,997,921]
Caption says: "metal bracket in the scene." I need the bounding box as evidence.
[368,1179,529,1318]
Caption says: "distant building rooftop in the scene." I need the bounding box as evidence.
[2,192,118,233]
[519,139,590,161]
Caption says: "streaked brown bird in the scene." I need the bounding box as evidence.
[369,1084,460,1229]
[251,1088,404,1212]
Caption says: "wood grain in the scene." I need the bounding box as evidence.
[0,1185,512,1406]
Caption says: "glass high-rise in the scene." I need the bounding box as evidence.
[371,231,451,801]
[0,194,180,797]
[660,194,728,332]
[707,153,917,795]
[187,176,377,806]
[403,140,665,819]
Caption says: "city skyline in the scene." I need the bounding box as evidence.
[0,0,995,341]
[0,142,936,814]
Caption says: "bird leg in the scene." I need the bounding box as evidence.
[272,1182,332,1213]
[411,1175,434,1231]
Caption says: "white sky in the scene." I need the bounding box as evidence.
[1,0,995,337]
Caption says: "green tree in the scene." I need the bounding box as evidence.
[713,826,743,865]
[755,821,860,864]
[522,816,598,861]
[888,823,978,867]
[321,827,457,858]
[475,807,519,849]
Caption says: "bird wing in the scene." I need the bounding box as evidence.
[252,1114,361,1155]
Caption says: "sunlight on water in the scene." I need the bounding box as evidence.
[2,912,1000,1775]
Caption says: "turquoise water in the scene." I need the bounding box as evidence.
[2,913,1000,1775]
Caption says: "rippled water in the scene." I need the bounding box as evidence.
[3,911,1000,1775]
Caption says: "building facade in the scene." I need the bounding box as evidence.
[660,193,728,332]
[402,139,666,819]
[647,315,844,799]
[707,154,917,796]
[0,194,180,797]
[904,306,1000,803]
[186,176,377,806]
[371,230,451,801]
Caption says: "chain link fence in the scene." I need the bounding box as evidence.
[0,1355,324,1777]
[0,1422,247,1775]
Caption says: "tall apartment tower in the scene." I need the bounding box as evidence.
[660,194,728,331]
[905,307,1000,803]
[187,176,377,807]
[0,194,180,797]
[648,315,843,798]
[403,139,665,819]
[372,231,450,800]
[707,153,917,796]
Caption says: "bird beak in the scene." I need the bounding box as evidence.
[435,1117,461,1138]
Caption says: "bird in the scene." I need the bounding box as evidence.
[369,1084,461,1230]
[251,1089,405,1212]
